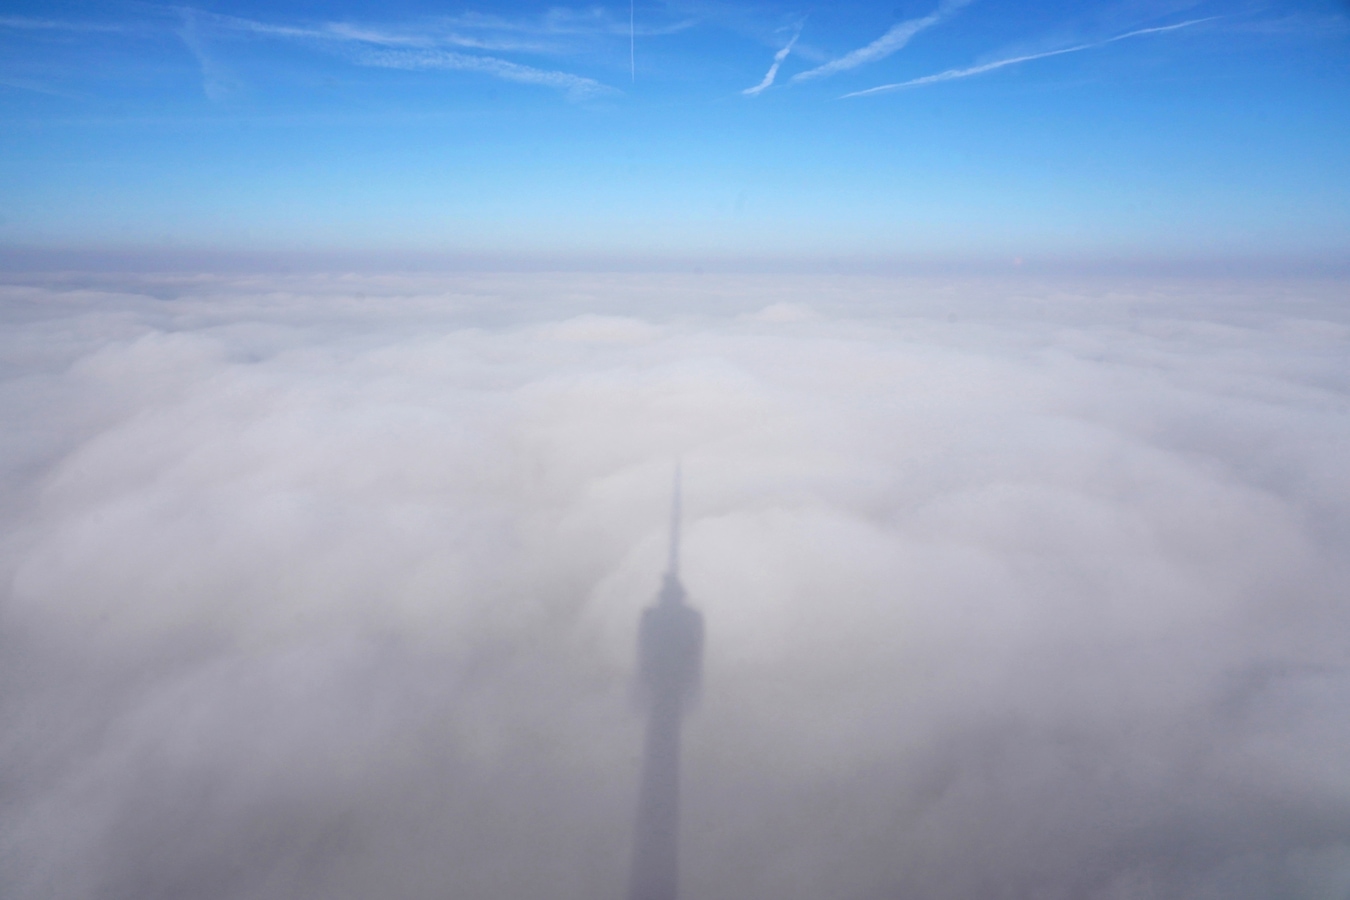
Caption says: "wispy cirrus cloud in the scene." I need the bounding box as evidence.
[0,77,86,99]
[0,15,132,33]
[179,9,242,102]
[200,8,695,54]
[447,7,698,38]
[792,0,973,83]
[357,48,616,100]
[743,22,804,97]
[325,22,533,52]
[3,6,678,102]
[843,17,1220,98]
[181,9,620,99]
[189,11,551,54]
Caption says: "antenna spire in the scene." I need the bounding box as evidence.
[666,463,681,579]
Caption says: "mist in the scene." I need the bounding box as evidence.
[1,270,1348,900]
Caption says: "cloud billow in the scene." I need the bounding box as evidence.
[0,272,1348,899]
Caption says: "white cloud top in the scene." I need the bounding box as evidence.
[1,271,1347,897]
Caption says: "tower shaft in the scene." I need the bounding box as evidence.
[628,691,683,900]
[628,468,701,900]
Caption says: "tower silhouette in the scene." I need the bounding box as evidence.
[627,468,703,900]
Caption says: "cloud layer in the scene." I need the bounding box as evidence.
[1,271,1348,898]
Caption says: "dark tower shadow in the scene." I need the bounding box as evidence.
[627,470,703,900]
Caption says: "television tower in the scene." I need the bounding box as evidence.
[627,467,703,900]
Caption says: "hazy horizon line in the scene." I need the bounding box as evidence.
[3,244,1348,279]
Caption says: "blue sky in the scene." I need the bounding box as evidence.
[1,0,1348,265]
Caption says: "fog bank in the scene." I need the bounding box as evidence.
[1,272,1348,900]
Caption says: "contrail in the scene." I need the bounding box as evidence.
[843,16,1218,98]
[630,0,635,82]
[743,23,803,97]
[793,0,972,83]
[359,48,616,100]
[0,77,85,98]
